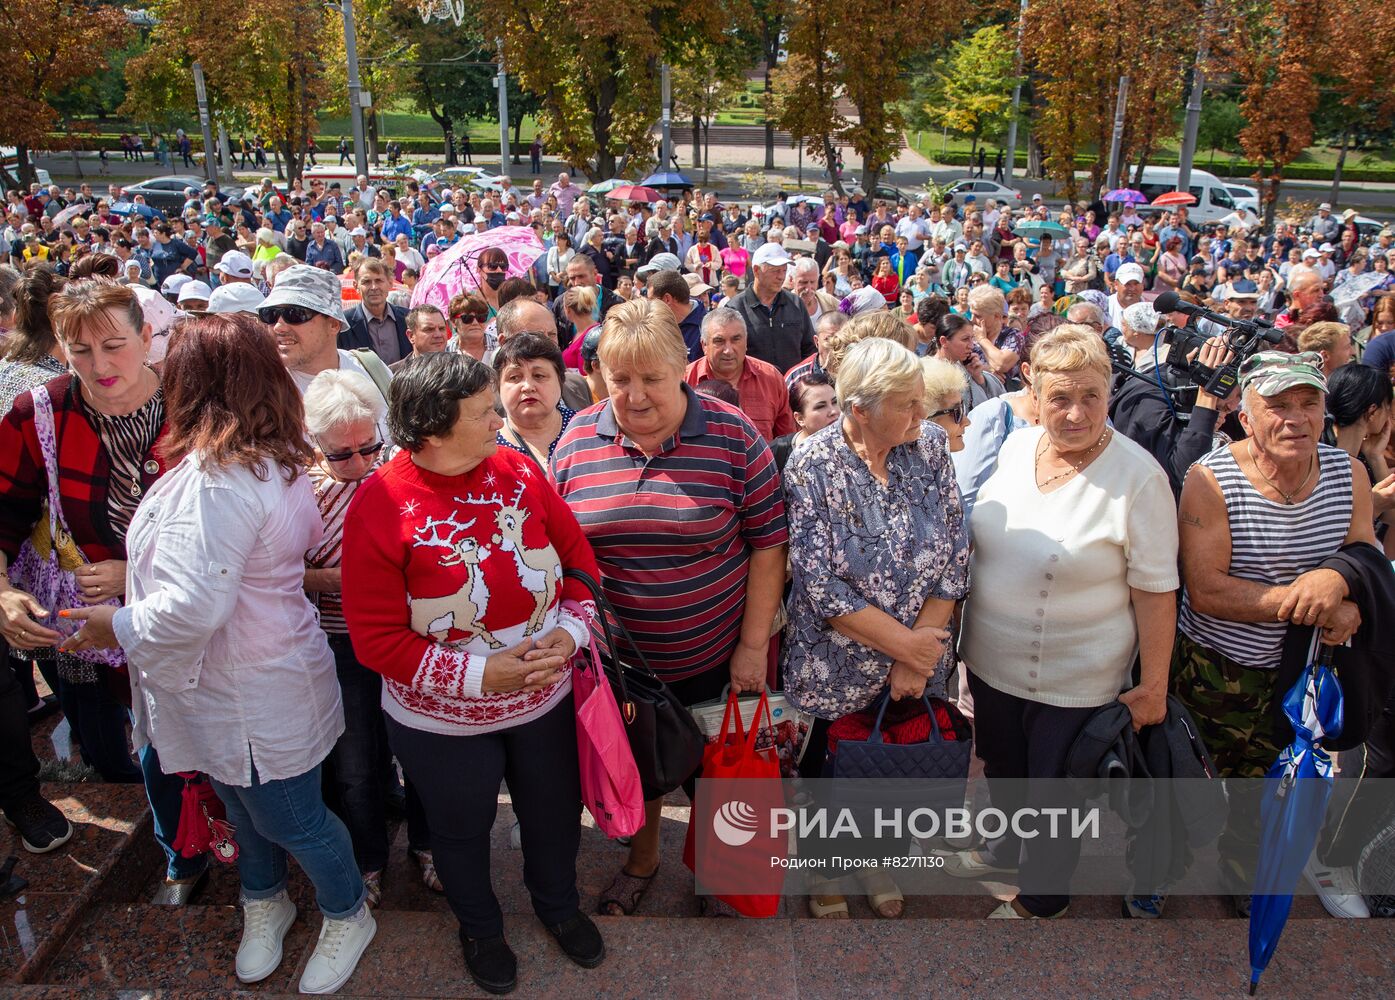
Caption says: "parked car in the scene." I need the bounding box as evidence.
[943,178,1023,204]
[1134,166,1238,225]
[1352,215,1388,240]
[119,175,230,215]
[1224,183,1260,213]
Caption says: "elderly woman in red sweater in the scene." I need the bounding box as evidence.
[340,352,604,996]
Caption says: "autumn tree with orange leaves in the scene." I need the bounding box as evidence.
[123,0,329,179]
[0,0,130,186]
[1022,0,1199,202]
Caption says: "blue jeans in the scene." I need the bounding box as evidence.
[139,744,208,881]
[211,762,365,919]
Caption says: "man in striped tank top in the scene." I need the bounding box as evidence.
[1170,351,1377,918]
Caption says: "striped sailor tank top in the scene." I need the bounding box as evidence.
[1179,442,1352,669]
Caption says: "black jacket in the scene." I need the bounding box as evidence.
[1108,374,1219,498]
[340,302,411,361]
[725,286,816,375]
[1066,696,1227,891]
[1277,542,1395,751]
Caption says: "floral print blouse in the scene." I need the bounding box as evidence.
[781,420,971,720]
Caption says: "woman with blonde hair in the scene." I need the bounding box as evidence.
[921,355,972,452]
[823,310,918,377]
[952,325,1178,919]
[552,298,787,918]
[559,284,599,374]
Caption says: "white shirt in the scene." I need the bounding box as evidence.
[396,246,426,273]
[960,427,1179,709]
[114,456,344,785]
[895,216,929,252]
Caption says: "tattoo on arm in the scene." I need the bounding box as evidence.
[1181,513,1203,528]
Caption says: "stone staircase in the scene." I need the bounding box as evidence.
[4,714,1394,998]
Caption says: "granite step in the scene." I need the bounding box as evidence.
[31,906,1395,999]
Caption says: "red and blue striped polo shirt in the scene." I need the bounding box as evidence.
[550,385,788,682]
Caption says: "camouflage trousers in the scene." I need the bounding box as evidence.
[1170,633,1284,891]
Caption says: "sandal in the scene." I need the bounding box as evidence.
[412,849,444,894]
[807,894,850,918]
[858,870,904,919]
[597,865,658,916]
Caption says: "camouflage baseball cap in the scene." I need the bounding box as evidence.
[1238,350,1328,397]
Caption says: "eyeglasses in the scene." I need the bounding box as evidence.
[320,439,384,463]
[258,304,320,326]
[480,262,508,272]
[453,313,488,324]
[928,404,965,424]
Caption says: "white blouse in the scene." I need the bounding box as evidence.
[960,427,1179,709]
[114,454,343,786]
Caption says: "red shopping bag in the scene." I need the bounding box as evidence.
[683,690,787,917]
[573,634,645,838]
[171,772,238,863]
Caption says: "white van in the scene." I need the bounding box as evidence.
[1131,166,1237,225]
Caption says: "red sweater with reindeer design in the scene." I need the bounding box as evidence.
[341,447,599,735]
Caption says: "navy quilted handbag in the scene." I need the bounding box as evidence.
[828,691,972,812]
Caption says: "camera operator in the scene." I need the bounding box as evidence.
[1109,301,1231,497]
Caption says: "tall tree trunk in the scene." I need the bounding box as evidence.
[692,113,701,168]
[1262,171,1280,229]
[1329,129,1349,207]
[822,136,845,197]
[421,78,455,165]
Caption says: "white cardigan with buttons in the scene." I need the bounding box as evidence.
[960,427,1179,709]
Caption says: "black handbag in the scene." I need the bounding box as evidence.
[563,569,705,800]
[828,690,973,814]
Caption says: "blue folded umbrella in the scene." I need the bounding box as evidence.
[1248,643,1343,995]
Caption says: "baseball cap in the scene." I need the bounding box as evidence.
[214,250,254,279]
[1228,278,1260,299]
[207,282,267,315]
[1319,242,1335,253]
[1302,248,1320,259]
[1031,193,1043,202]
[699,212,717,223]
[683,272,713,296]
[259,264,349,332]
[1381,227,1393,237]
[176,280,212,306]
[160,274,193,297]
[350,227,368,238]
[1239,351,1327,397]
[752,243,792,267]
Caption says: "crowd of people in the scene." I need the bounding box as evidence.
[0,164,1393,994]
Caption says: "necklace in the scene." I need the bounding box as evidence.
[1247,441,1315,504]
[1035,429,1109,490]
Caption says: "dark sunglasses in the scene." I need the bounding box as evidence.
[258,304,319,326]
[480,262,508,272]
[929,404,965,424]
[453,313,488,324]
[320,440,384,463]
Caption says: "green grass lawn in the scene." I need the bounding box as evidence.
[315,108,540,143]
[907,131,1395,171]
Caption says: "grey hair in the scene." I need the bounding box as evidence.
[815,310,849,340]
[793,256,821,279]
[836,338,922,415]
[700,306,747,344]
[1065,302,1106,328]
[303,369,387,438]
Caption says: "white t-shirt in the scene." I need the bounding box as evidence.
[961,427,1179,708]
[292,350,391,442]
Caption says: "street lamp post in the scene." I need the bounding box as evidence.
[340,0,369,177]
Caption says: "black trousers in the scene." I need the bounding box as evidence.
[387,696,581,939]
[969,671,1097,917]
[0,642,40,811]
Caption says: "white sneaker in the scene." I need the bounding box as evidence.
[236,891,297,984]
[942,849,1018,879]
[1303,855,1370,918]
[298,904,377,994]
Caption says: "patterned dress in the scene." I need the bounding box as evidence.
[781,420,971,720]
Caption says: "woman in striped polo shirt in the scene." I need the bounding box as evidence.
[551,298,789,918]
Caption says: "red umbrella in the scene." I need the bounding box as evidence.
[605,185,663,204]
[1151,190,1197,207]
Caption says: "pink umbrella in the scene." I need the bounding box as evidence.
[605,185,663,204]
[410,227,546,311]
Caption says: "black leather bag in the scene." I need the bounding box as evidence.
[564,570,705,800]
